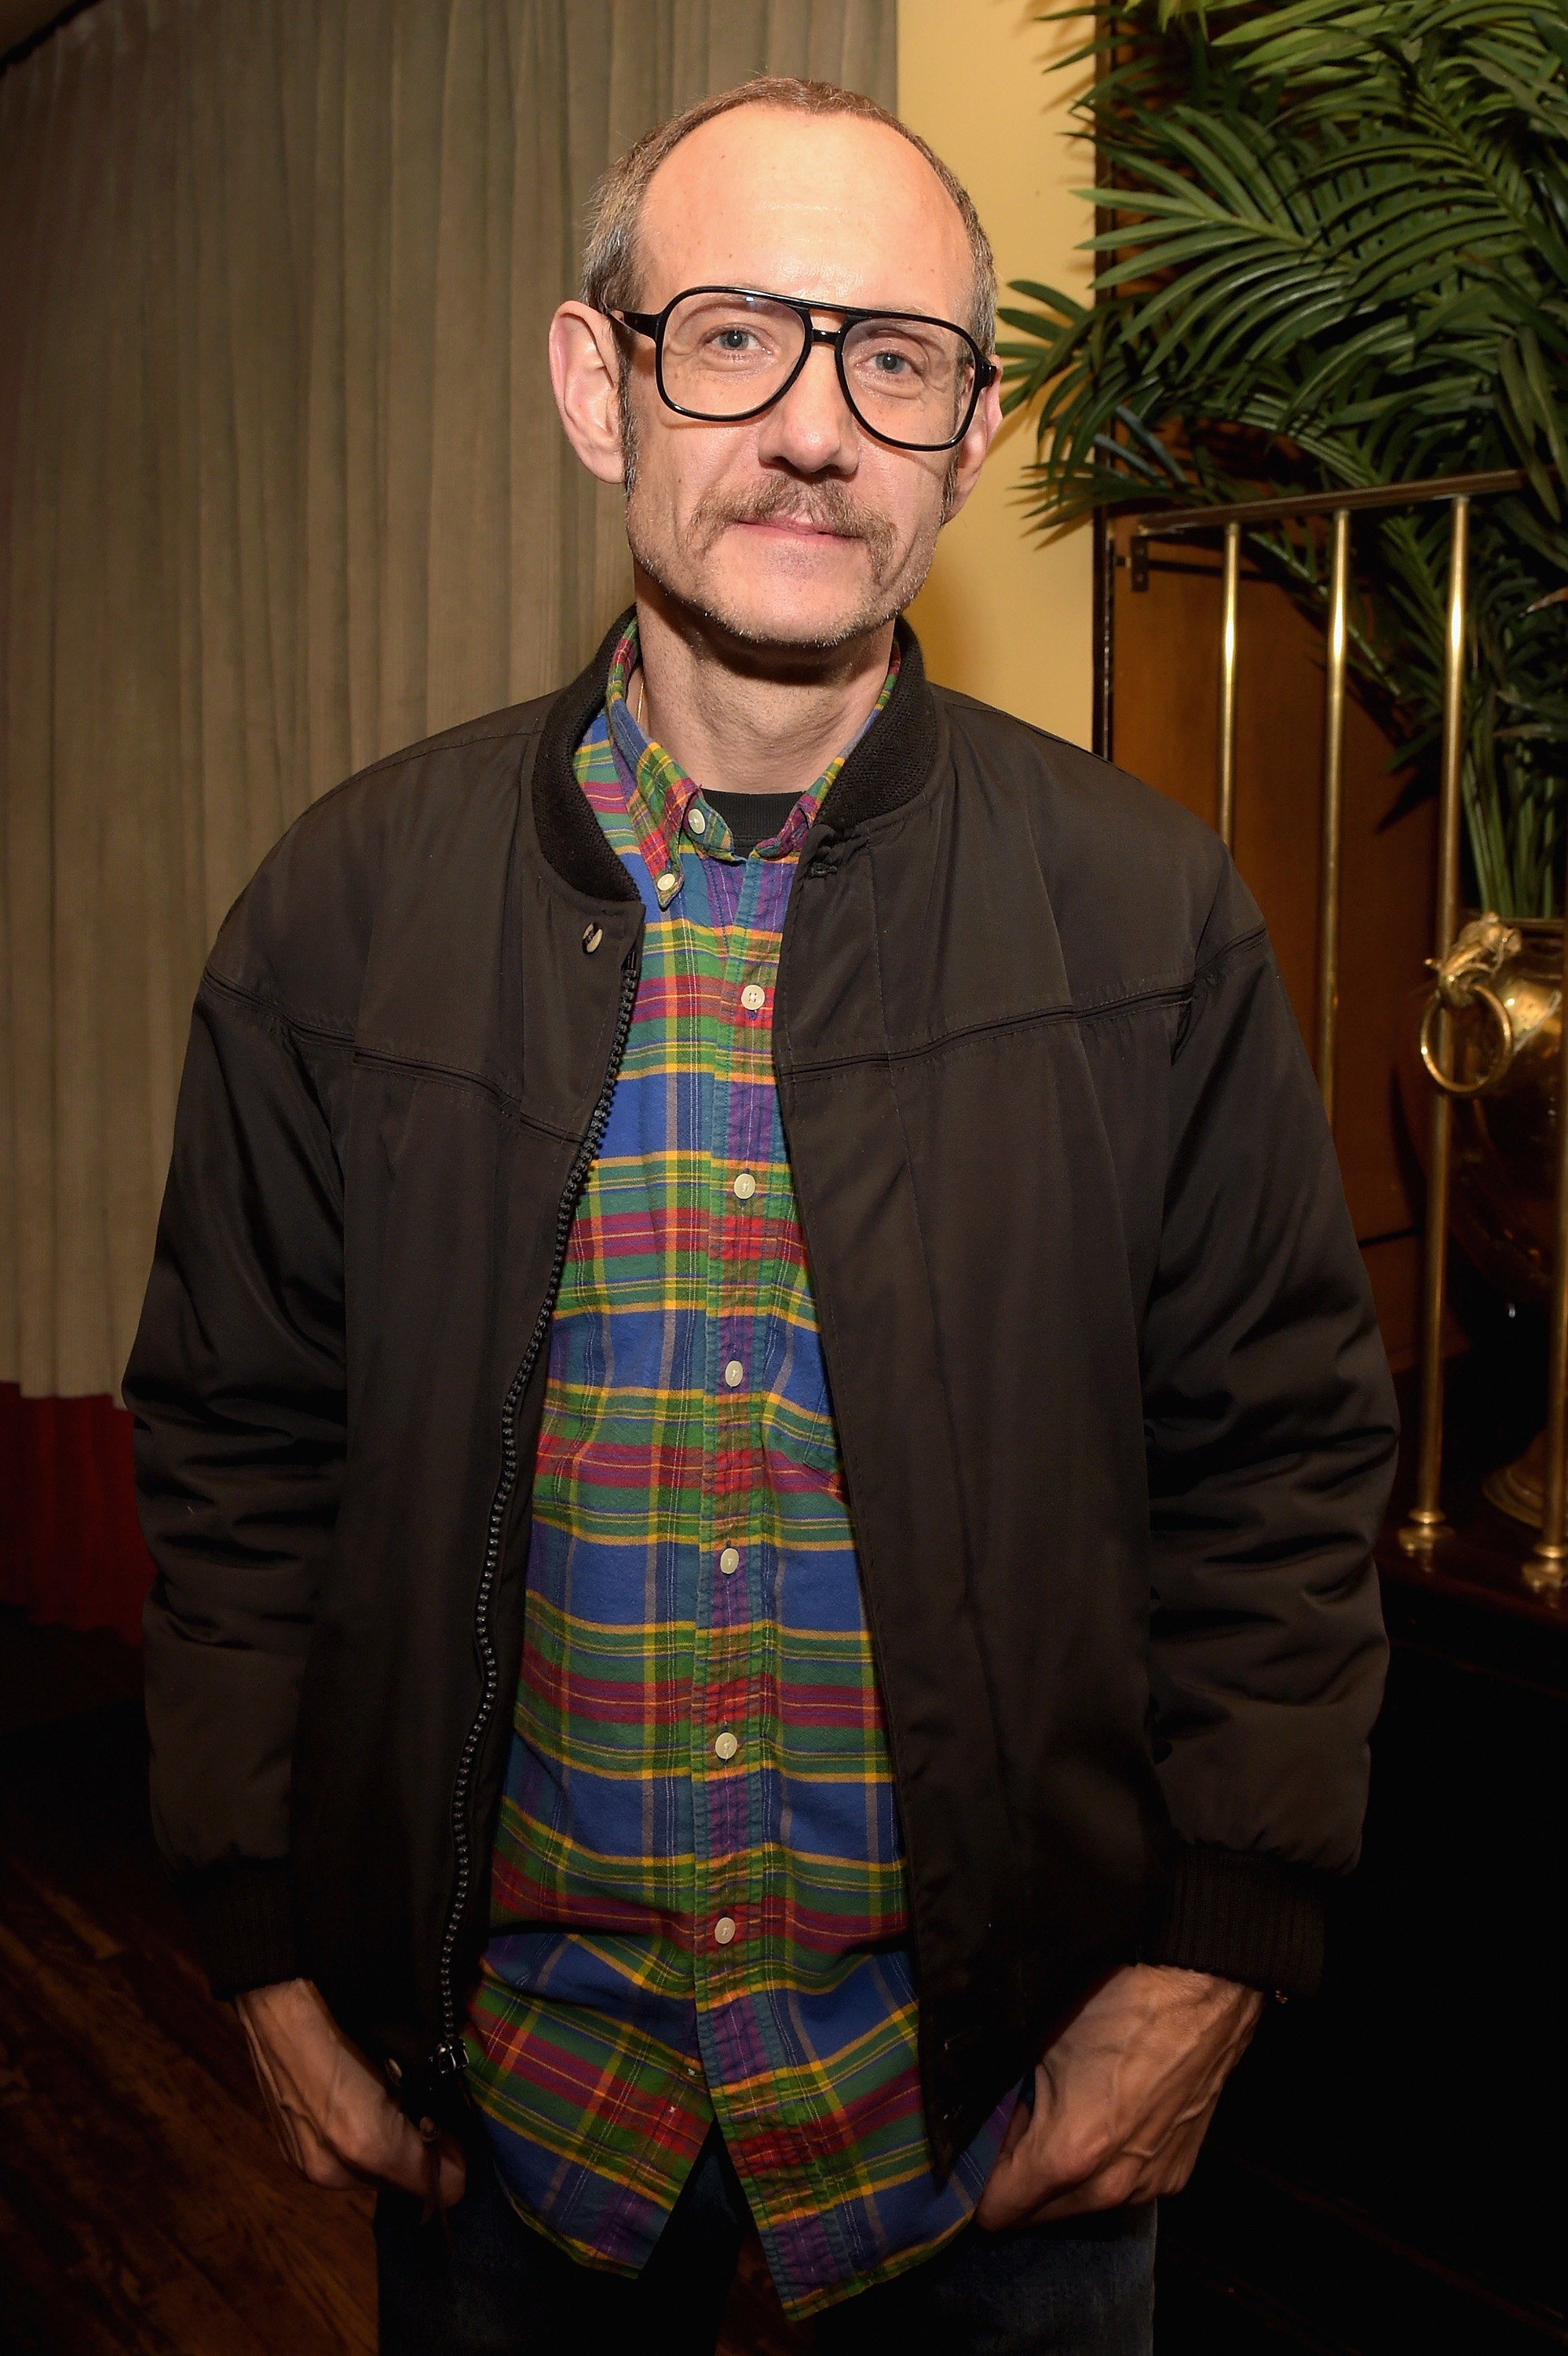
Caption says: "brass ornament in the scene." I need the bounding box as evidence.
[1419,916,1560,1308]
[1413,913,1568,1576]
[1417,913,1522,1099]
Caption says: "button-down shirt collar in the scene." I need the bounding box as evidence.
[601,619,896,893]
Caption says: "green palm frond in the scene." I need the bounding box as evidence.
[1010,0,1568,912]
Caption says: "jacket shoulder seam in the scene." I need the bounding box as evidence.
[785,970,1205,1080]
[1171,922,1271,1058]
[780,924,1270,1080]
[200,970,579,1143]
[350,1045,579,1143]
[202,967,356,1051]
[1192,921,1268,989]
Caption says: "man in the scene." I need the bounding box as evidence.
[126,76,1396,2356]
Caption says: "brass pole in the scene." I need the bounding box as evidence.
[1217,521,1240,850]
[1527,909,1568,1591]
[1315,508,1351,1121]
[1399,492,1470,1555]
[1130,465,1528,538]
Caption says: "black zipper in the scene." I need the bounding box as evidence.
[430,939,642,2072]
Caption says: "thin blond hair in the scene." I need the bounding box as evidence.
[580,78,996,353]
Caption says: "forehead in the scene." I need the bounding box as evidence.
[636,108,974,320]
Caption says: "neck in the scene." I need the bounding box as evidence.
[630,569,895,796]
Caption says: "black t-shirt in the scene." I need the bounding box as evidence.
[703,788,802,858]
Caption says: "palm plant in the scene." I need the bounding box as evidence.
[1004,0,1568,913]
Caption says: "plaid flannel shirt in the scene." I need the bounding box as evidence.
[464,622,1011,2317]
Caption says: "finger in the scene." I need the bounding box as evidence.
[260,2091,367,2189]
[265,2080,369,2189]
[1030,2098,1219,2222]
[974,2138,1092,2232]
[1041,2091,1219,2217]
[334,2111,469,2204]
[1032,2171,1156,2223]
[981,2159,1141,2231]
[974,2177,1025,2232]
[291,2140,371,2191]
[999,2093,1031,2162]
[349,2111,436,2201]
[437,2135,467,2208]
[975,2130,1042,2231]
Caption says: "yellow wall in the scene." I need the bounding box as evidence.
[898,0,1095,744]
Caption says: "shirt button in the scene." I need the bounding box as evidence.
[733,1172,757,1201]
[689,807,706,836]
[656,871,679,901]
[718,1546,740,1576]
[722,1359,744,1389]
[714,1731,739,1762]
[714,1916,737,1947]
[740,984,766,1013]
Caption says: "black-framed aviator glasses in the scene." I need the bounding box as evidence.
[609,285,998,454]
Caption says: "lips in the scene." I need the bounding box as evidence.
[734,516,855,540]
[685,478,897,572]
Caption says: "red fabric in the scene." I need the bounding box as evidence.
[0,1384,153,1645]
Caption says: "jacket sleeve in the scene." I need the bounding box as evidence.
[1140,898,1397,1997]
[123,972,348,1998]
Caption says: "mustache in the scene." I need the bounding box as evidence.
[687,476,899,574]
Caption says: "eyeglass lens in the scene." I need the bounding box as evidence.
[660,292,976,448]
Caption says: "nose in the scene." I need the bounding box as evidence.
[753,325,860,477]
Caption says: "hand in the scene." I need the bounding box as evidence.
[975,1964,1262,2230]
[234,1977,466,2208]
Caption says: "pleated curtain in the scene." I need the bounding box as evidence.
[0,0,896,1418]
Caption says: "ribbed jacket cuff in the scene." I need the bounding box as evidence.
[1147,1843,1328,1997]
[179,1858,299,1999]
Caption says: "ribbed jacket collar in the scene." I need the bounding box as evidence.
[530,607,939,905]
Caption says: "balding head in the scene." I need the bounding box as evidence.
[582,78,995,352]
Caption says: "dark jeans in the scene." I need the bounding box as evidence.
[375,2130,1156,2355]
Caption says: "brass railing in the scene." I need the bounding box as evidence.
[1104,466,1563,1593]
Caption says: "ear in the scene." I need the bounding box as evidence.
[941,366,1003,523]
[549,301,629,486]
